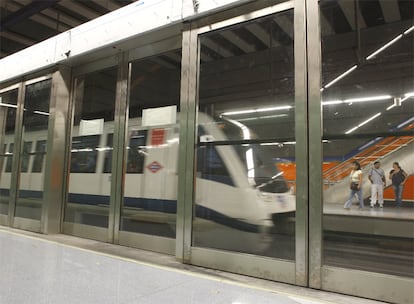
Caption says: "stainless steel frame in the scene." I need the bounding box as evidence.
[176,24,199,262]
[41,66,71,234]
[180,0,303,284]
[64,34,183,255]
[8,82,25,228]
[306,0,414,303]
[305,0,323,289]
[117,37,183,256]
[294,0,309,287]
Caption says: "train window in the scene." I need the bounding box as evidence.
[102,134,113,174]
[126,130,147,174]
[70,135,100,173]
[5,144,13,172]
[32,140,47,173]
[20,141,33,173]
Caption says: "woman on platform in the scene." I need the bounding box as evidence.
[344,161,364,210]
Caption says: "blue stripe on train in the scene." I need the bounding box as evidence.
[0,188,260,233]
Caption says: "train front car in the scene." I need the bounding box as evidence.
[195,114,296,255]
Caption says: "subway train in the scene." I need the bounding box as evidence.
[0,113,296,244]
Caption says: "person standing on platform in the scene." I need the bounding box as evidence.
[344,161,364,210]
[389,162,408,207]
[369,161,386,208]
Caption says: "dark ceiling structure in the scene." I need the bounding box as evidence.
[0,0,138,59]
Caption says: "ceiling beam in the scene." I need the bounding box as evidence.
[320,13,335,37]
[91,0,122,12]
[2,1,70,32]
[58,0,101,20]
[220,31,255,54]
[0,31,36,46]
[41,8,82,28]
[202,37,233,58]
[379,0,401,23]
[273,15,293,39]
[0,0,60,32]
[163,52,181,63]
[245,23,279,48]
[338,0,367,30]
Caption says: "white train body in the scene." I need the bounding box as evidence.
[1,113,296,232]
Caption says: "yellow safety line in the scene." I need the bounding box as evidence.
[0,227,339,304]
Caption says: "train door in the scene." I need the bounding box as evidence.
[178,1,309,286]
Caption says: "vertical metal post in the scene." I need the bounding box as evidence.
[41,66,71,234]
[306,0,323,289]
[109,52,129,243]
[8,82,25,226]
[176,25,198,262]
[294,0,309,287]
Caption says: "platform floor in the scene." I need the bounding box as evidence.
[0,227,385,304]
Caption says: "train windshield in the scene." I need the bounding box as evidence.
[216,118,289,194]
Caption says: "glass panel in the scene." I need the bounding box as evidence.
[64,67,117,227]
[15,79,51,220]
[0,89,18,215]
[121,49,181,238]
[194,9,296,259]
[32,140,47,173]
[321,0,414,277]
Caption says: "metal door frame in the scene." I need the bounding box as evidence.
[63,32,183,255]
[9,76,53,233]
[177,0,309,285]
[306,1,414,303]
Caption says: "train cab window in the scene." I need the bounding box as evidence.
[103,134,113,173]
[70,135,100,173]
[197,146,234,186]
[5,143,14,172]
[32,140,47,173]
[20,141,32,173]
[126,130,147,174]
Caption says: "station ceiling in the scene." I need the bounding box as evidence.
[0,0,139,59]
[0,1,413,60]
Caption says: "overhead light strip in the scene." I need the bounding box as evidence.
[366,34,403,60]
[322,25,413,91]
[221,105,292,116]
[345,112,382,134]
[324,65,358,89]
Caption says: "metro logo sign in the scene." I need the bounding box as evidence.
[147,161,163,173]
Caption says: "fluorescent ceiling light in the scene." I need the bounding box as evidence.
[344,95,391,103]
[404,92,414,97]
[322,100,343,106]
[221,105,292,116]
[0,103,18,108]
[366,34,403,60]
[324,65,358,89]
[404,26,414,35]
[386,104,396,111]
[236,114,288,122]
[33,110,49,116]
[345,112,382,134]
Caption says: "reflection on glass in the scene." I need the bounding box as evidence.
[0,89,18,215]
[65,67,117,227]
[121,50,181,238]
[15,80,51,220]
[194,9,296,259]
[320,0,414,277]
[32,140,47,173]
